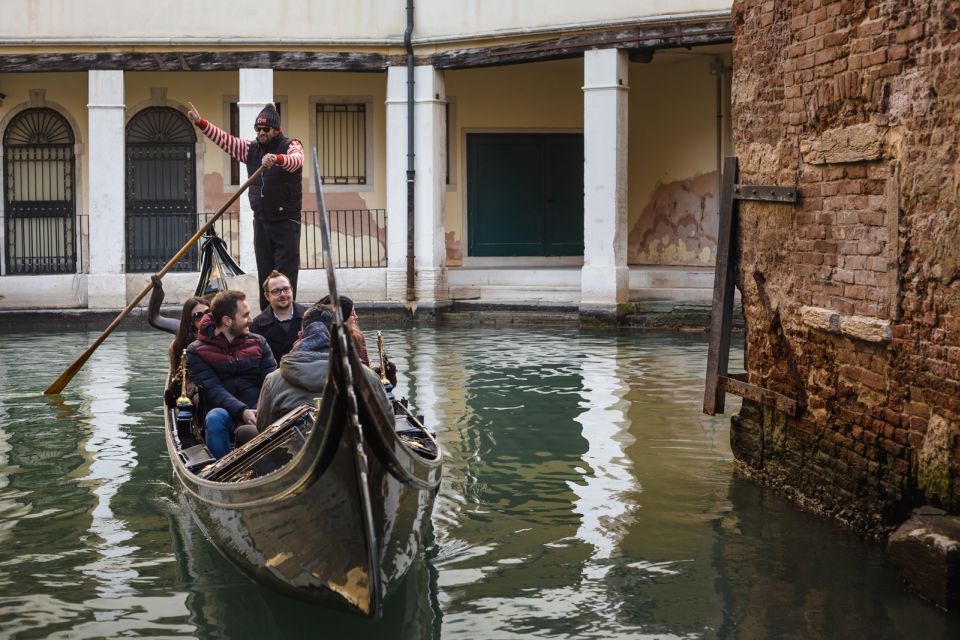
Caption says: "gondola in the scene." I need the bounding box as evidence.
[161,156,442,618]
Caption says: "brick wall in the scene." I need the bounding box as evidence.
[730,0,960,533]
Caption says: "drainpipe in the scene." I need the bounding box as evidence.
[710,56,725,208]
[405,0,416,303]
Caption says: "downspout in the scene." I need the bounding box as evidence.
[710,56,725,208]
[405,0,416,303]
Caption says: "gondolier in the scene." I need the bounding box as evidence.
[187,101,304,311]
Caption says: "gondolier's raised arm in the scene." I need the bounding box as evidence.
[187,100,303,171]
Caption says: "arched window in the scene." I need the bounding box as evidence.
[125,107,197,272]
[3,108,77,274]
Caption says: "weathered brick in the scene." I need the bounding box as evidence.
[863,49,887,66]
[896,23,924,44]
[730,0,960,535]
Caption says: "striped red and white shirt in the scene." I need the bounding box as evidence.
[196,118,304,172]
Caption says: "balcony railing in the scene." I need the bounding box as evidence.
[122,209,385,273]
[124,212,242,273]
[301,209,386,269]
[4,209,386,275]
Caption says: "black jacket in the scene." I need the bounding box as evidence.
[246,135,302,221]
[250,303,307,363]
[187,320,277,421]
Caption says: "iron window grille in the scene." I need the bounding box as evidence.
[2,108,77,275]
[125,107,198,273]
[315,103,367,185]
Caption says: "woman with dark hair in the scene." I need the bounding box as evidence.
[166,296,210,370]
[148,275,210,405]
[317,294,369,364]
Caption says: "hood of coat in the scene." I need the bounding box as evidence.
[279,348,329,392]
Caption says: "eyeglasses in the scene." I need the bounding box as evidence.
[192,310,207,320]
[268,286,292,296]
[255,126,273,133]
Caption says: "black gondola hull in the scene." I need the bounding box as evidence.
[164,338,442,617]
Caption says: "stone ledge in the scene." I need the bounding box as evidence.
[799,306,892,343]
[800,123,886,164]
[888,506,960,611]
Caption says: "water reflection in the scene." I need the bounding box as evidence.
[0,324,957,638]
[76,338,139,599]
[571,337,636,580]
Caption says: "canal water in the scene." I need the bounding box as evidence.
[0,324,956,639]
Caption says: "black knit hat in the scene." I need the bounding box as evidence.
[255,103,281,130]
[318,294,353,319]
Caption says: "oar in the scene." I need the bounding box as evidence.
[45,165,266,395]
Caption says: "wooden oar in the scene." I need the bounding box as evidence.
[45,165,266,395]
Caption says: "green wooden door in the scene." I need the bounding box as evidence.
[467,133,583,257]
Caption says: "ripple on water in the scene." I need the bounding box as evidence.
[0,326,957,639]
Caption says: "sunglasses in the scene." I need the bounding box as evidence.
[192,310,207,320]
[255,126,273,133]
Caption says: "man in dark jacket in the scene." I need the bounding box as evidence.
[186,100,304,310]
[250,270,306,363]
[187,289,277,458]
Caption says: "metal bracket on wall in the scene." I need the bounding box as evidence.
[703,156,800,416]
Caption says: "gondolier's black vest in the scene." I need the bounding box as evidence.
[246,136,302,221]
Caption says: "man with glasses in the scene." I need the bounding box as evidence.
[251,270,306,363]
[187,101,304,311]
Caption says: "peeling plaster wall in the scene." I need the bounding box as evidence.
[628,171,719,265]
[627,53,725,267]
[443,54,727,267]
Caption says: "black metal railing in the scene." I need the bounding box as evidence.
[301,209,386,269]
[125,211,240,273]
[4,210,78,274]
[6,208,383,275]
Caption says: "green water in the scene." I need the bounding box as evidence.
[0,325,955,639]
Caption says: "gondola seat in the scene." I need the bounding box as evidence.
[179,444,216,473]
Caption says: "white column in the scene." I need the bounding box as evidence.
[413,65,447,306]
[385,66,409,303]
[238,69,274,273]
[87,70,126,309]
[581,49,629,314]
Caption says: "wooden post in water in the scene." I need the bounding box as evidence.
[703,156,801,416]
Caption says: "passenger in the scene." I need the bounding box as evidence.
[255,303,335,431]
[318,294,368,364]
[318,295,397,387]
[187,290,277,459]
[148,275,210,407]
[256,302,394,432]
[250,270,306,363]
[318,294,396,386]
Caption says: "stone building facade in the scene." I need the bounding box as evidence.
[0,1,734,313]
[729,0,960,533]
